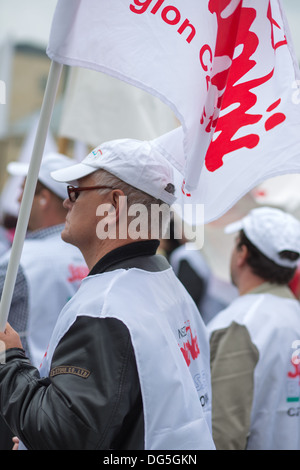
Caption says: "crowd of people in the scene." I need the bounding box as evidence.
[0,137,299,450]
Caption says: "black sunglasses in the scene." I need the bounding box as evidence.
[67,185,114,203]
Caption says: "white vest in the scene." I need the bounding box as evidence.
[40,267,215,450]
[208,292,300,450]
[2,230,88,367]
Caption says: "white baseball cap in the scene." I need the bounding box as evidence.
[50,138,176,205]
[7,153,73,200]
[225,207,300,268]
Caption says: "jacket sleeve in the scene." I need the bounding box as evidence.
[209,321,259,450]
[0,316,143,450]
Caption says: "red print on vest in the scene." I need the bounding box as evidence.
[180,324,200,367]
[67,265,89,283]
[288,359,300,385]
[202,0,287,172]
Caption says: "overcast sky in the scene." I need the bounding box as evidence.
[0,0,57,46]
[281,0,300,58]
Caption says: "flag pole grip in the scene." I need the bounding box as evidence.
[0,61,63,332]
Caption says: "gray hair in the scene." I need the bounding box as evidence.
[93,169,174,238]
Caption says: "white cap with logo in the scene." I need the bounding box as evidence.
[51,138,176,205]
[225,207,300,268]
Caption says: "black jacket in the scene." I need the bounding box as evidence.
[0,240,168,450]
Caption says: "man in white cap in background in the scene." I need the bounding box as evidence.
[0,138,215,450]
[207,206,300,450]
[0,153,88,449]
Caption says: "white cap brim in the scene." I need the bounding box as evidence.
[51,162,97,183]
[7,162,30,177]
[224,220,244,234]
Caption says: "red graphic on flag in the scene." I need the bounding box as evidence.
[203,0,287,172]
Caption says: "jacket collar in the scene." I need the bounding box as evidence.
[89,240,160,275]
[247,281,296,299]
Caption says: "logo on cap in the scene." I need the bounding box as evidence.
[88,148,103,161]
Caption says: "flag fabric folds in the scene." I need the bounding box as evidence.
[47,0,300,223]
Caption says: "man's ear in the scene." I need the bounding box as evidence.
[95,190,127,240]
[236,244,249,267]
[97,190,126,226]
[111,190,127,224]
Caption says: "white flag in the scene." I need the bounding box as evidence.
[47,0,300,223]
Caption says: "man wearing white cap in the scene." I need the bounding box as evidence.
[207,207,300,450]
[0,138,215,450]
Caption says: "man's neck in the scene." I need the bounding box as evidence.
[237,273,266,296]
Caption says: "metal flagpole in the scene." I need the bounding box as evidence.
[0,60,63,332]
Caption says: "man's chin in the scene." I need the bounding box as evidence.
[61,227,71,244]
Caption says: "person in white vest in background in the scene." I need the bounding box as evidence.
[0,153,88,450]
[207,207,300,450]
[0,138,215,451]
